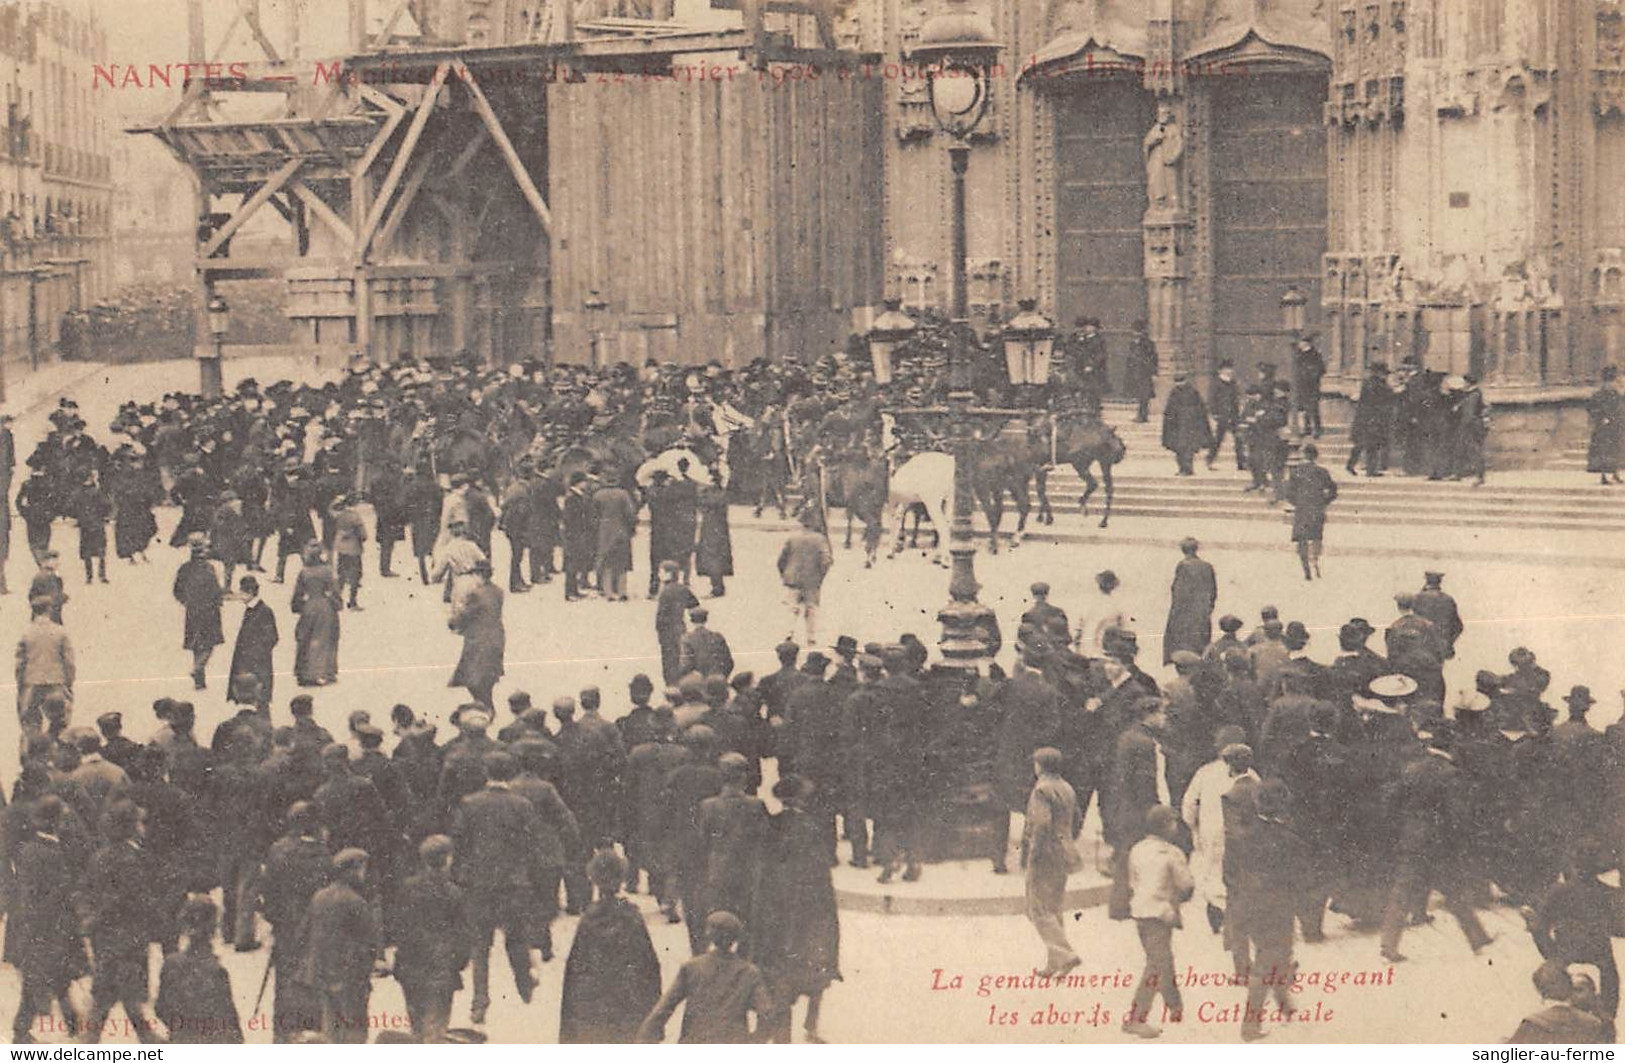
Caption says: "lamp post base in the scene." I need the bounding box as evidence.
[199,355,223,400]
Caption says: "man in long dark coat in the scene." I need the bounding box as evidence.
[1124,320,1158,422]
[560,850,663,1043]
[646,469,699,596]
[1346,361,1394,477]
[258,801,331,1042]
[1162,537,1217,664]
[1161,372,1214,476]
[991,649,1062,874]
[452,752,546,1023]
[696,753,770,953]
[8,797,85,1042]
[228,574,278,713]
[662,726,725,954]
[391,835,470,1043]
[299,848,377,1044]
[449,560,505,708]
[1413,570,1464,660]
[561,472,597,601]
[173,532,224,690]
[79,800,165,1044]
[1284,443,1338,581]
[1586,365,1622,484]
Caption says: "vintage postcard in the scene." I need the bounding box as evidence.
[0,0,1619,1048]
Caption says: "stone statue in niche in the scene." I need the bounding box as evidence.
[1144,103,1184,213]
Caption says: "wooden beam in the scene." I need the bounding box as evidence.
[208,9,246,65]
[357,62,450,256]
[158,76,208,130]
[242,0,281,63]
[202,156,303,258]
[373,150,438,254]
[352,97,410,177]
[290,180,354,246]
[359,85,406,119]
[456,62,551,235]
[377,0,410,44]
[427,127,490,189]
[269,193,294,222]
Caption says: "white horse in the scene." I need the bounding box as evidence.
[887,451,954,566]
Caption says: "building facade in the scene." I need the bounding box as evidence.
[850,0,1614,457]
[0,0,113,375]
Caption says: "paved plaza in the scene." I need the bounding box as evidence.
[0,360,1618,1044]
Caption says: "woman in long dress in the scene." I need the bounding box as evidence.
[291,542,341,686]
[693,473,734,598]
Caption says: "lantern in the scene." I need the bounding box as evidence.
[1281,286,1307,336]
[867,298,917,384]
[206,293,230,338]
[1002,298,1054,387]
[910,0,1001,140]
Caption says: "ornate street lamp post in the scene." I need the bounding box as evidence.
[894,1,1026,672]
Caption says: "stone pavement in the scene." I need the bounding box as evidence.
[0,359,1614,1043]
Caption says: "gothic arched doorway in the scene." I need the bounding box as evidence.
[1209,71,1329,380]
[1053,77,1156,391]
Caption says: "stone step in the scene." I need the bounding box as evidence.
[1045,494,1625,524]
[1042,502,1625,534]
[1044,475,1625,507]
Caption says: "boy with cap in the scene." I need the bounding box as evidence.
[638,910,774,1043]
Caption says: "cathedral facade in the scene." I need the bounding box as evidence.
[851,0,1619,456]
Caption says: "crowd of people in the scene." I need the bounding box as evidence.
[0,345,1620,1045]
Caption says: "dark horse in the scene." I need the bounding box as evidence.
[970,426,1040,554]
[804,443,890,566]
[1032,416,1127,528]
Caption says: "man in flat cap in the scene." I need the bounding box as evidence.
[173,532,224,691]
[1020,582,1069,640]
[298,848,378,1043]
[390,835,470,1042]
[1412,571,1463,660]
[678,607,734,683]
[452,751,548,1024]
[696,754,770,955]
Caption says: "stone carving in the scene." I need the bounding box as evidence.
[1322,254,1344,306]
[1144,103,1184,212]
[1594,248,1625,306]
[1047,0,1145,46]
[1600,6,1625,67]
